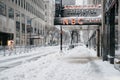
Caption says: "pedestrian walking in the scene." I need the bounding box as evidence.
[8,40,14,55]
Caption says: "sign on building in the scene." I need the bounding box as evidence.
[63,5,101,17]
[54,5,102,25]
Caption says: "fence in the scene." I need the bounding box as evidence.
[0,45,41,56]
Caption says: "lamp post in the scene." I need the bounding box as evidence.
[60,0,63,52]
[60,23,63,52]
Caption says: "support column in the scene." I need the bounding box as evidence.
[102,0,108,61]
[20,12,22,46]
[25,16,27,46]
[14,9,16,46]
[109,6,115,64]
[96,28,100,57]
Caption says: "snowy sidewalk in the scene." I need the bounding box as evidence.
[0,46,59,72]
[0,46,120,80]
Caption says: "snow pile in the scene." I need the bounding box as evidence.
[63,46,96,57]
[0,46,120,80]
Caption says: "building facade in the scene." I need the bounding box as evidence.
[87,0,119,64]
[87,0,101,5]
[77,0,100,5]
[0,0,45,46]
[45,0,55,27]
[44,0,59,45]
[101,0,119,64]
[62,0,75,5]
[92,0,101,4]
[82,0,101,56]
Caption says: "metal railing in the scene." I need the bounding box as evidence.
[0,45,41,56]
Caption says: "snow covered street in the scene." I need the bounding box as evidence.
[0,46,120,80]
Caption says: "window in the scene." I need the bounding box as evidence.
[0,1,6,16]
[21,0,23,8]
[16,10,20,45]
[26,2,28,11]
[18,0,20,6]
[24,0,25,9]
[15,0,17,4]
[8,7,14,19]
[12,0,14,3]
[21,14,25,33]
[28,3,30,12]
[45,4,47,9]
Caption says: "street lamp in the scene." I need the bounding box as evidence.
[59,0,63,52]
[60,21,63,52]
[59,15,63,52]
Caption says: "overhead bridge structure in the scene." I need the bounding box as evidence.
[54,5,102,25]
[54,4,102,56]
